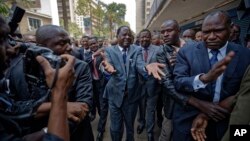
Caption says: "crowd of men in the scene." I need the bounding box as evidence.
[1,9,250,141]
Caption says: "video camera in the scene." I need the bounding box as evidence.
[5,6,65,88]
[23,45,66,88]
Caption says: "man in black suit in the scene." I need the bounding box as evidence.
[173,11,250,141]
[9,25,94,141]
[85,36,109,141]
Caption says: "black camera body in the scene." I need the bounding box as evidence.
[23,45,65,88]
[8,37,32,53]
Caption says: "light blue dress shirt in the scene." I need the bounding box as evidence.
[192,42,228,103]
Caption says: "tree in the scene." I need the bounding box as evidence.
[92,2,107,37]
[68,22,82,38]
[0,0,9,16]
[0,0,31,16]
[61,0,69,31]
[105,2,126,39]
[60,19,82,38]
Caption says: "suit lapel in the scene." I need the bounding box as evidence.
[195,42,210,73]
[223,43,239,78]
[147,45,155,64]
[114,46,126,73]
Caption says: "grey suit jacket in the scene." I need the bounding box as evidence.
[103,45,148,107]
[138,44,160,97]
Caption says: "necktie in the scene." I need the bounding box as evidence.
[93,58,99,80]
[210,49,219,67]
[210,49,219,95]
[144,48,148,62]
[122,48,127,65]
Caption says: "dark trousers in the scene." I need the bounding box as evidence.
[109,96,139,141]
[156,90,164,123]
[91,80,103,116]
[91,80,108,133]
[138,93,158,134]
[97,92,109,133]
[70,116,94,141]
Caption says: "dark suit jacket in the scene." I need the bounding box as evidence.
[85,51,105,85]
[8,57,93,139]
[103,45,148,108]
[173,42,250,133]
[71,48,84,61]
[138,45,160,97]
[9,58,93,107]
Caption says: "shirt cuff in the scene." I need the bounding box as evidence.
[193,74,207,90]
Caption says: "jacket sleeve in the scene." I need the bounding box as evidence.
[74,61,93,108]
[156,47,189,106]
[173,47,196,93]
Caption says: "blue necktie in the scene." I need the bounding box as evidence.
[210,49,219,95]
[122,48,127,65]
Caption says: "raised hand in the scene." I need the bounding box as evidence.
[36,54,75,93]
[100,52,116,74]
[191,113,208,141]
[146,63,165,80]
[200,51,235,83]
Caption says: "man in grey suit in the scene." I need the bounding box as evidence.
[136,29,160,141]
[101,26,165,141]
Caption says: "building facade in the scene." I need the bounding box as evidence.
[139,0,249,42]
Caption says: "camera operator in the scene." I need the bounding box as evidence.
[8,25,94,141]
[0,15,75,141]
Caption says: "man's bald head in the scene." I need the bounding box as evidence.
[161,19,180,31]
[203,11,231,30]
[202,11,232,49]
[182,29,196,40]
[160,19,181,46]
[36,25,68,45]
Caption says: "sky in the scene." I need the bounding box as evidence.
[101,0,136,32]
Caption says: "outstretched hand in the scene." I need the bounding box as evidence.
[191,113,208,141]
[146,63,165,80]
[100,52,116,74]
[200,51,235,83]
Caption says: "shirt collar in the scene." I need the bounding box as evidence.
[118,45,128,52]
[207,41,228,57]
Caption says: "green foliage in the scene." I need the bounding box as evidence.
[105,2,126,39]
[0,0,9,16]
[75,0,92,16]
[0,0,32,16]
[75,0,128,39]
[60,19,82,38]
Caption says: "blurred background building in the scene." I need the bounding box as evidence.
[136,0,249,43]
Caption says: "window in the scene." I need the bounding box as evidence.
[28,17,41,31]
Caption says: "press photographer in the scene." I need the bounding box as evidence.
[9,24,94,141]
[0,14,75,141]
